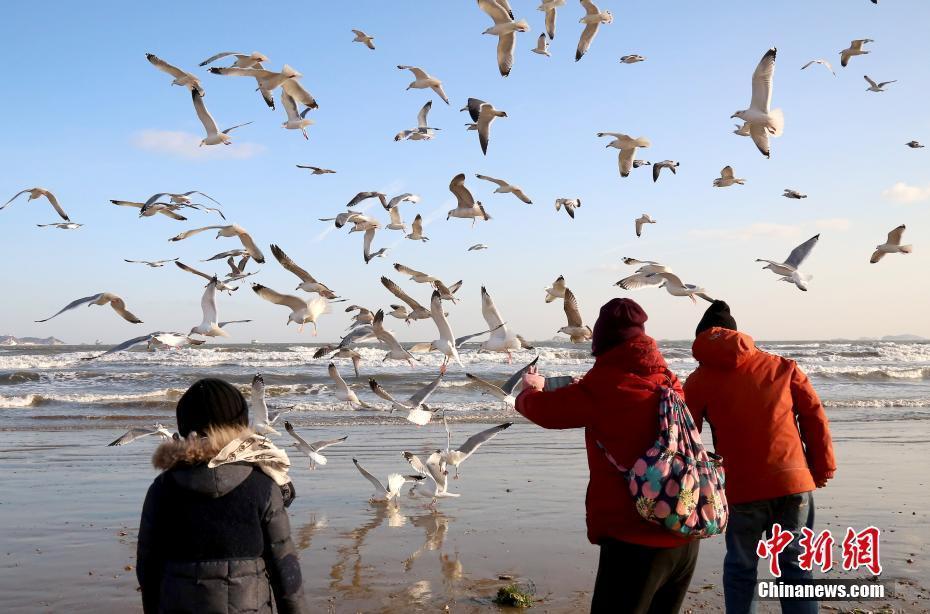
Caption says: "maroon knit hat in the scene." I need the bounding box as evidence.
[591,298,648,356]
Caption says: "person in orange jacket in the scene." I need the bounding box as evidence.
[516,298,699,614]
[683,301,836,614]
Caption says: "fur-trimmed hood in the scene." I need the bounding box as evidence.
[153,425,257,498]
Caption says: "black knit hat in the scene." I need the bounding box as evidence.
[695,300,737,337]
[591,298,648,356]
[176,378,249,437]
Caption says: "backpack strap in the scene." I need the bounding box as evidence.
[595,440,629,474]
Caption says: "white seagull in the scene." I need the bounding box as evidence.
[465,355,539,408]
[756,234,820,290]
[430,290,464,368]
[397,65,450,104]
[36,293,142,324]
[145,53,203,95]
[352,30,376,50]
[620,54,646,64]
[403,451,459,501]
[406,214,429,242]
[537,0,565,39]
[284,421,347,469]
[653,160,680,182]
[597,133,652,177]
[353,458,422,503]
[559,288,592,342]
[108,424,173,447]
[447,173,491,224]
[270,244,337,298]
[369,368,445,426]
[395,100,441,141]
[328,362,373,409]
[461,98,508,155]
[281,90,313,139]
[576,0,613,62]
[635,214,656,237]
[3,187,70,221]
[189,278,231,338]
[864,75,896,92]
[371,308,420,365]
[545,275,566,303]
[191,90,252,146]
[124,258,178,268]
[475,174,532,204]
[478,0,530,77]
[870,225,912,263]
[381,276,431,321]
[731,48,783,158]
[479,286,521,359]
[441,419,513,478]
[713,166,746,187]
[648,272,715,303]
[251,284,329,334]
[555,198,581,219]
[532,33,551,56]
[783,189,808,199]
[175,261,238,294]
[170,224,265,263]
[840,39,873,68]
[251,374,285,436]
[801,59,835,76]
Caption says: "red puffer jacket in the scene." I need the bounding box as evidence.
[515,334,693,548]
[683,328,836,505]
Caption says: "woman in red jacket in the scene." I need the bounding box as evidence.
[516,298,698,614]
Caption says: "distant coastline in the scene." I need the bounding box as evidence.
[0,335,65,346]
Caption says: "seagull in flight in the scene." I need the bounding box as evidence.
[284,421,347,469]
[558,288,592,342]
[800,59,835,76]
[756,234,820,290]
[475,174,532,204]
[369,368,445,426]
[296,165,336,174]
[124,258,178,268]
[352,29,376,50]
[251,284,329,334]
[371,308,420,365]
[403,451,459,502]
[713,166,746,187]
[175,261,238,293]
[635,214,656,237]
[353,458,423,503]
[555,198,581,219]
[840,39,873,67]
[652,160,680,182]
[731,48,783,158]
[870,225,912,263]
[397,65,450,104]
[395,100,441,141]
[597,133,651,177]
[461,98,507,155]
[170,224,265,263]
[465,356,539,408]
[270,244,338,298]
[190,90,252,147]
[251,374,286,436]
[783,189,808,199]
[477,0,530,77]
[441,419,513,478]
[3,187,71,221]
[328,362,373,409]
[864,75,896,92]
[545,275,566,303]
[576,0,613,61]
[532,33,551,56]
[37,293,142,324]
[108,424,173,447]
[145,53,203,95]
[447,173,491,224]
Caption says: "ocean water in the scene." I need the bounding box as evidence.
[2,340,930,433]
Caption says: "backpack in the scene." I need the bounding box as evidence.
[596,386,728,538]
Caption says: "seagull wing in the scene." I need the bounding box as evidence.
[563,288,583,327]
[430,291,456,344]
[198,51,244,66]
[108,296,143,324]
[478,0,512,24]
[616,273,664,290]
[749,124,771,158]
[1,189,31,209]
[864,75,878,88]
[86,333,155,360]
[721,165,734,179]
[407,370,444,407]
[251,284,308,312]
[497,32,516,77]
[284,421,315,456]
[191,90,219,137]
[477,105,496,155]
[381,276,426,312]
[41,191,70,221]
[886,224,905,245]
[449,173,475,207]
[784,234,820,269]
[545,10,556,39]
[869,249,885,264]
[462,98,486,122]
[398,65,429,80]
[108,427,163,446]
[235,229,265,263]
[270,244,314,283]
[619,148,635,177]
[454,422,513,460]
[146,53,188,80]
[369,378,400,404]
[416,101,432,129]
[36,293,104,322]
[576,21,600,61]
[475,174,507,188]
[175,261,215,283]
[403,451,431,478]
[480,286,505,330]
[200,280,219,325]
[281,89,300,121]
[353,458,388,494]
[750,48,776,113]
[170,225,224,242]
[502,355,539,394]
[465,373,508,401]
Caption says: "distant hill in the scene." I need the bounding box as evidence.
[0,335,66,346]
[880,334,927,342]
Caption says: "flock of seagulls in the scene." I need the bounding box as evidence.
[5,2,917,503]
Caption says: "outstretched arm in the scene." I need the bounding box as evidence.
[515,376,595,429]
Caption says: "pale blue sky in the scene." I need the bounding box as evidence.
[2,1,930,344]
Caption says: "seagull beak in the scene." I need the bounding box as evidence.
[730,113,738,119]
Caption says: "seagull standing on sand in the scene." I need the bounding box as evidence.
[284,421,347,469]
[870,225,912,263]
[397,65,450,104]
[37,293,142,324]
[251,284,328,334]
[801,59,835,76]
[756,234,820,291]
[545,275,566,303]
[352,458,422,503]
[538,0,564,39]
[555,198,581,219]
[532,33,551,56]
[170,224,265,263]
[441,420,513,478]
[559,288,592,342]
[576,0,613,61]
[635,214,656,237]
[783,189,807,199]
[864,75,896,92]
[475,174,532,204]
[3,188,71,221]
[713,166,746,187]
[731,48,784,159]
[251,374,285,436]
[145,53,204,95]
[191,90,252,146]
[369,368,445,426]
[447,173,491,224]
[479,286,522,360]
[328,363,373,409]
[840,39,873,67]
[478,0,530,77]
[352,30,376,49]
[597,133,651,177]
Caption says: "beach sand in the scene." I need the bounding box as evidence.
[0,418,928,613]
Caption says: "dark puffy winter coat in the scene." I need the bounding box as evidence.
[515,334,694,549]
[137,426,306,614]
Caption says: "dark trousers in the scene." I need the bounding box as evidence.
[591,539,699,614]
[724,491,817,614]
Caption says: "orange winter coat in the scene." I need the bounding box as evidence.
[683,328,836,505]
[515,335,693,549]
